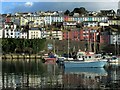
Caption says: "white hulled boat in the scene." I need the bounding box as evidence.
[108,56,119,64]
[64,50,107,68]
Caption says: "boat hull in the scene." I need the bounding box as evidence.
[44,58,56,64]
[64,61,107,68]
[65,67,107,75]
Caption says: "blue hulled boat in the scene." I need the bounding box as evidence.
[64,60,107,68]
[64,50,107,68]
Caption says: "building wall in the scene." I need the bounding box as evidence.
[4,28,15,38]
[52,31,63,40]
[14,30,20,38]
[20,32,27,39]
[62,30,81,41]
[110,34,120,45]
[108,20,120,25]
[28,30,41,39]
[100,32,110,44]
[20,17,29,26]
[83,22,98,27]
[64,16,108,22]
[51,16,63,22]
[41,31,47,39]
[0,29,3,38]
[4,24,16,38]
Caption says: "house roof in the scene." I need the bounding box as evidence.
[100,9,116,15]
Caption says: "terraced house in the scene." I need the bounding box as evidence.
[0,8,120,47]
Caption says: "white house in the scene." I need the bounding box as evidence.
[99,22,109,26]
[20,31,28,39]
[41,30,47,39]
[45,31,63,40]
[0,29,3,38]
[28,28,41,39]
[52,31,63,40]
[44,16,52,25]
[83,21,98,27]
[14,29,21,38]
[4,23,16,38]
[110,32,120,45]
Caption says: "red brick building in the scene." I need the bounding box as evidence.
[62,30,81,41]
[100,31,110,44]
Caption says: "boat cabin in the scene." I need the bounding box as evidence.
[77,51,102,61]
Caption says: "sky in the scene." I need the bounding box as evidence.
[1,2,119,14]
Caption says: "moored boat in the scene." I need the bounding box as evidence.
[64,67,107,75]
[42,53,56,64]
[64,50,107,68]
[64,60,107,68]
[108,56,119,64]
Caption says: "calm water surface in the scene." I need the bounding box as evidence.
[1,59,120,89]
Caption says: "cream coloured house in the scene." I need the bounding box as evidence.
[28,28,41,39]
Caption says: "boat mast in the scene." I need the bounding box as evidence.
[68,30,69,58]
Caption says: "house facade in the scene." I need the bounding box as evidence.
[0,29,3,38]
[28,28,41,39]
[4,23,16,38]
[110,32,120,45]
[14,29,20,38]
[20,31,28,39]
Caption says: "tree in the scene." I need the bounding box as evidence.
[101,44,118,55]
[72,7,88,15]
[64,10,70,15]
[2,38,46,54]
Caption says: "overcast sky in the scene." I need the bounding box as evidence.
[1,2,119,14]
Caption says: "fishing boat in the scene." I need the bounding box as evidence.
[64,50,107,68]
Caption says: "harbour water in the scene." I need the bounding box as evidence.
[0,59,120,89]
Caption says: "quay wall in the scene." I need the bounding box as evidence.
[1,54,42,59]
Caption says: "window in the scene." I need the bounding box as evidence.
[89,56,91,58]
[90,25,92,27]
[9,26,11,29]
[6,33,9,35]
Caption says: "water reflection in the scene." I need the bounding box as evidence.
[1,59,120,89]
